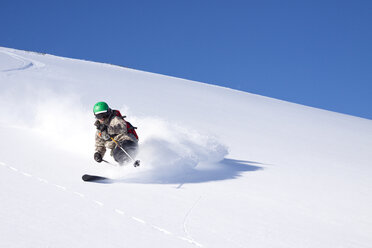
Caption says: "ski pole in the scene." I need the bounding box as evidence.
[110,137,140,167]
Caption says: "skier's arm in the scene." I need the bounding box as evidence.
[95,131,106,156]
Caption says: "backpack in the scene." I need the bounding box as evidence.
[112,110,139,140]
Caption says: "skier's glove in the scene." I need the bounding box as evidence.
[94,152,102,163]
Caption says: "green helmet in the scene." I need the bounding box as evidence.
[93,101,110,119]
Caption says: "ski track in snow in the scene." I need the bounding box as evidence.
[0,161,204,247]
[0,50,45,72]
[183,196,203,246]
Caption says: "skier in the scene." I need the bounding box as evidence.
[93,101,138,165]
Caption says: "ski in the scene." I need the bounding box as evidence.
[82,174,110,182]
[82,160,140,182]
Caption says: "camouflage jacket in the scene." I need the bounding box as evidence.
[95,115,138,156]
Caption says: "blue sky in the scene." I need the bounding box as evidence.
[1,0,371,119]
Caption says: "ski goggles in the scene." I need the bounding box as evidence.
[95,111,110,119]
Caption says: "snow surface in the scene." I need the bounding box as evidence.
[0,47,371,248]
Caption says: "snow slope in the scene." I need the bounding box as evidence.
[0,47,371,248]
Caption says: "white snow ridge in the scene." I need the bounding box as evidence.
[0,47,371,248]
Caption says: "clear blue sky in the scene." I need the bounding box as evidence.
[1,0,371,119]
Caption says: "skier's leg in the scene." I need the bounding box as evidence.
[113,140,138,165]
[121,140,138,158]
[112,146,126,164]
